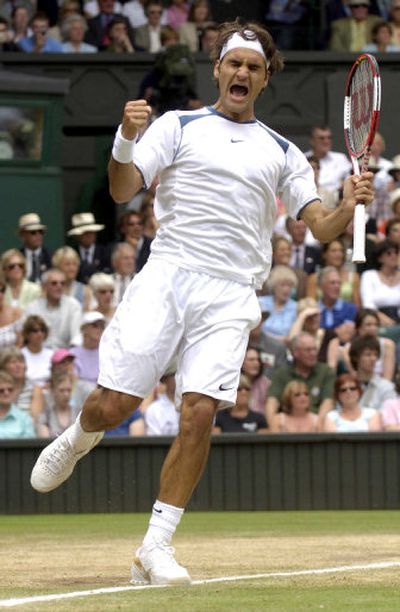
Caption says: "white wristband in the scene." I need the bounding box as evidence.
[112,124,136,163]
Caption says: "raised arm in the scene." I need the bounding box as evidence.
[108,100,152,204]
[300,172,373,243]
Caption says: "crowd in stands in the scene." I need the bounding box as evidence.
[1,1,400,54]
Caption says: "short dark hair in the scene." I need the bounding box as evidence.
[354,308,379,331]
[349,335,380,370]
[373,238,399,268]
[22,315,49,344]
[385,217,400,238]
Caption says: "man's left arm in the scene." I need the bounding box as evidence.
[300,172,374,243]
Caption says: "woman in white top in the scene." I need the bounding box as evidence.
[52,246,93,311]
[323,373,381,433]
[1,249,41,311]
[0,274,23,349]
[269,380,318,433]
[21,315,53,387]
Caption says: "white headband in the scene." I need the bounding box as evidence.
[219,30,269,67]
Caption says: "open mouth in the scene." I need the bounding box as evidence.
[230,85,249,99]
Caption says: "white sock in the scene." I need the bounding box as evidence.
[143,500,184,546]
[65,413,104,453]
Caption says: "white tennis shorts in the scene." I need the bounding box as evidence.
[98,259,261,407]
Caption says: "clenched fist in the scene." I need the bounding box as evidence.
[121,100,152,140]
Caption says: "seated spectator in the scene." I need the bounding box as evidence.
[329,1,383,52]
[52,246,93,311]
[362,20,400,51]
[240,346,271,415]
[84,0,123,19]
[271,235,307,300]
[17,213,52,284]
[48,0,83,41]
[133,0,163,52]
[258,265,298,343]
[166,0,189,31]
[304,124,351,193]
[385,218,400,264]
[388,158,400,192]
[10,4,32,45]
[62,14,98,52]
[68,212,110,283]
[349,334,396,411]
[266,332,335,427]
[317,267,357,342]
[88,272,116,325]
[248,305,287,380]
[286,217,321,273]
[389,188,400,219]
[116,211,152,272]
[36,372,78,437]
[18,11,63,52]
[178,0,213,52]
[105,406,145,435]
[381,367,400,430]
[0,347,43,418]
[288,297,336,364]
[199,22,218,55]
[269,380,318,433]
[307,155,339,210]
[106,15,135,51]
[360,239,400,332]
[323,373,381,432]
[49,348,95,412]
[1,249,41,311]
[139,191,158,239]
[21,315,53,387]
[306,240,360,307]
[111,242,135,306]
[0,16,20,50]
[122,0,167,29]
[330,308,396,381]
[0,274,23,350]
[144,367,180,435]
[24,269,83,349]
[213,375,268,434]
[390,0,400,46]
[70,311,105,384]
[85,0,134,51]
[0,371,35,439]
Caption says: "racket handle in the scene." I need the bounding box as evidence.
[352,203,366,263]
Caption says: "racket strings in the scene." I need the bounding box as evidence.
[348,60,374,157]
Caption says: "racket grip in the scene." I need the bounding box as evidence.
[352,203,366,263]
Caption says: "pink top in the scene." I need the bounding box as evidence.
[167,3,189,30]
[381,398,400,427]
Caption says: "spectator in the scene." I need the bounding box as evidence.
[24,269,82,349]
[307,154,340,210]
[178,0,212,52]
[306,239,361,307]
[9,3,32,44]
[269,380,318,433]
[123,0,167,29]
[117,211,152,272]
[52,246,93,311]
[266,332,335,426]
[36,371,78,437]
[212,374,268,433]
[264,0,308,50]
[144,367,180,435]
[305,125,352,192]
[329,0,383,52]
[21,315,53,387]
[110,242,135,305]
[360,239,400,330]
[70,311,105,384]
[0,15,20,50]
[1,249,41,311]
[389,0,400,46]
[385,218,400,266]
[0,273,23,350]
[381,367,400,430]
[47,0,83,41]
[84,0,122,19]
[258,265,298,343]
[0,370,35,439]
[200,22,218,55]
[133,0,163,52]
[271,234,307,299]
[49,348,96,411]
[286,218,321,274]
[85,0,134,50]
[0,347,43,417]
[362,19,400,50]
[388,157,400,191]
[88,272,116,325]
[389,188,400,219]
[139,191,158,239]
[166,0,189,31]
[106,14,135,51]
[18,213,52,284]
[349,334,396,410]
[67,212,109,284]
[323,372,382,432]
[18,11,63,52]
[240,346,271,415]
[317,266,357,335]
[247,305,287,380]
[62,14,98,52]
[288,297,337,364]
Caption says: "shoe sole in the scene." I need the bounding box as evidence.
[130,557,192,586]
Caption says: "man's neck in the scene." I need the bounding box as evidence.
[322,296,336,308]
[46,297,61,308]
[294,363,312,378]
[358,370,373,384]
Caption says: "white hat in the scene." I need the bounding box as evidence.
[389,188,400,212]
[81,311,106,328]
[67,212,105,236]
[18,213,46,232]
[388,154,400,178]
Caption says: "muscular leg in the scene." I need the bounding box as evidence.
[80,387,143,432]
[159,392,218,508]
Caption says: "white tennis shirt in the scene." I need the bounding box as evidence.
[134,106,319,289]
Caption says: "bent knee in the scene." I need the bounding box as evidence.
[97,387,141,427]
[180,392,218,436]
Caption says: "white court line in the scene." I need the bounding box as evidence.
[0,561,399,608]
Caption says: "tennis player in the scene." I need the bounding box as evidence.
[31,19,374,585]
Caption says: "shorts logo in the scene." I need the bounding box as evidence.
[219,383,234,391]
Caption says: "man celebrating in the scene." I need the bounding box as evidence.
[31,19,374,585]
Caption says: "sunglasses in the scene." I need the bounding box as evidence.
[7,262,24,270]
[27,230,43,235]
[339,385,358,393]
[49,280,65,286]
[0,386,14,395]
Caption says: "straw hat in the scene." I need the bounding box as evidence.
[389,188,400,213]
[18,213,46,232]
[67,212,105,236]
[388,155,400,178]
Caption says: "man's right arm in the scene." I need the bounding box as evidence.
[108,158,144,204]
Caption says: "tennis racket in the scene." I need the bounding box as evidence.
[343,53,381,263]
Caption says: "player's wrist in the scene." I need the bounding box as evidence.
[112,124,137,163]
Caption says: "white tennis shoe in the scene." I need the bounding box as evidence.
[131,540,191,586]
[30,429,104,493]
